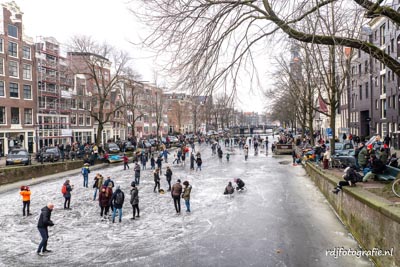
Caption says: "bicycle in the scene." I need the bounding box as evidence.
[392,179,400,197]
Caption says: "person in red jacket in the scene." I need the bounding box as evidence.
[123,154,129,170]
[20,186,31,216]
[99,186,112,219]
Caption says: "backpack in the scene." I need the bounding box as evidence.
[61,184,67,195]
[115,192,124,205]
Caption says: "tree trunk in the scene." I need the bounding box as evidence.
[96,123,104,145]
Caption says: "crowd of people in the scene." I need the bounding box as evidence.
[16,133,268,256]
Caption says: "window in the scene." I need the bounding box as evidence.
[8,24,18,38]
[71,114,77,125]
[365,82,369,99]
[22,46,31,59]
[0,38,3,52]
[0,81,4,97]
[24,109,32,125]
[8,61,18,77]
[9,82,18,98]
[0,106,5,124]
[78,114,84,125]
[8,42,17,57]
[86,115,91,126]
[375,99,379,109]
[11,107,19,124]
[393,95,396,109]
[358,64,362,77]
[359,85,362,100]
[22,64,32,80]
[380,24,386,46]
[391,39,394,53]
[23,85,32,99]
[364,60,368,73]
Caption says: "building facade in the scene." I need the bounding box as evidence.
[0,2,36,155]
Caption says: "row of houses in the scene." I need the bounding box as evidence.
[0,2,268,156]
[286,2,400,148]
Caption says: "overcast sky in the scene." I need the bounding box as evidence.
[12,0,268,113]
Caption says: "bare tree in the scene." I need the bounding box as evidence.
[68,36,130,145]
[119,69,145,139]
[131,0,400,104]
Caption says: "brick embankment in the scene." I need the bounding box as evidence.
[304,163,400,267]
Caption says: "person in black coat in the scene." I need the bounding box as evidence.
[37,203,54,255]
[111,186,125,223]
[332,167,362,194]
[165,166,173,191]
[234,178,245,191]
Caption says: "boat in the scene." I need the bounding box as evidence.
[108,155,123,163]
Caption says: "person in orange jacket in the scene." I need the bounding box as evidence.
[20,185,31,216]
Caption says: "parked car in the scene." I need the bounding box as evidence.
[331,150,358,169]
[6,148,31,166]
[334,142,354,156]
[40,147,61,162]
[105,143,121,154]
[168,136,179,144]
[149,139,157,147]
[124,141,135,151]
[138,140,152,149]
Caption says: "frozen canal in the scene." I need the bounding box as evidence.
[0,140,374,267]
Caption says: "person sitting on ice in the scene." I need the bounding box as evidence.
[234,178,245,191]
[223,182,235,195]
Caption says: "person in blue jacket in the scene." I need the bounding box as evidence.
[81,163,90,188]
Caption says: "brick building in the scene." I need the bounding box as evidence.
[0,2,36,155]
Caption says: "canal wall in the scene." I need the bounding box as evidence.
[0,161,86,185]
[305,163,400,267]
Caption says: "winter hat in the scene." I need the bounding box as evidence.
[183,181,189,186]
[131,182,136,187]
[116,185,121,190]
[177,179,181,183]
[367,144,373,150]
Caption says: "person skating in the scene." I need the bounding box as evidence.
[154,168,161,193]
[62,180,73,210]
[20,186,31,216]
[234,178,245,191]
[171,179,183,214]
[93,173,103,201]
[244,145,249,161]
[182,181,192,213]
[134,162,141,185]
[165,166,173,191]
[196,154,202,171]
[103,176,115,188]
[156,156,163,174]
[37,203,54,255]
[81,163,90,188]
[190,153,195,170]
[130,182,140,220]
[111,185,125,223]
[150,155,156,169]
[99,186,112,219]
[217,147,223,160]
[123,153,130,170]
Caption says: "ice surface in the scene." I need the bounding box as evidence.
[0,142,373,267]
